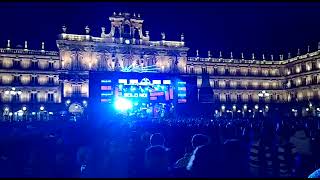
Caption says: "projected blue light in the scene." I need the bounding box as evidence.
[114,97,133,111]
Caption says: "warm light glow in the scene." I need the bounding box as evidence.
[40,106,45,111]
[17,110,24,117]
[296,66,301,73]
[243,104,247,110]
[232,105,236,110]
[254,104,259,110]
[38,75,48,85]
[306,64,311,71]
[22,106,27,111]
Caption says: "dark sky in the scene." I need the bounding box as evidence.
[1,2,320,59]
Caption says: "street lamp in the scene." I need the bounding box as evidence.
[4,87,22,121]
[258,90,270,98]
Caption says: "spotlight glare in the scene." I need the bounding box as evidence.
[114,97,133,111]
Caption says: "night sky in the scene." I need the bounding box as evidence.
[1,2,320,60]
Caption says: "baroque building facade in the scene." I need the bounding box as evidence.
[1,12,320,121]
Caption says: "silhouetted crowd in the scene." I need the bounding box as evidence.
[1,115,320,178]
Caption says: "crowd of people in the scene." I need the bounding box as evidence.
[0,114,320,178]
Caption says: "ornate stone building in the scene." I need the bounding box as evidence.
[1,12,320,121]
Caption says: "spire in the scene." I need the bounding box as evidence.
[208,50,211,58]
[252,53,255,60]
[280,54,283,60]
[219,51,222,58]
[119,12,122,16]
[41,42,45,52]
[24,41,28,50]
[85,26,90,34]
[307,45,310,53]
[288,52,291,59]
[62,25,67,33]
[230,52,233,59]
[297,48,300,55]
[101,27,106,38]
[138,14,141,18]
[133,13,136,17]
[145,31,149,38]
[161,32,165,40]
[196,50,199,57]
[241,52,244,59]
[180,33,184,41]
[6,40,10,49]
[113,12,116,16]
[262,54,265,60]
[318,42,320,50]
[271,54,274,60]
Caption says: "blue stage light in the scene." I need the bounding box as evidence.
[114,97,133,111]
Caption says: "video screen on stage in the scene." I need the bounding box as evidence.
[89,71,196,119]
[100,77,187,104]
